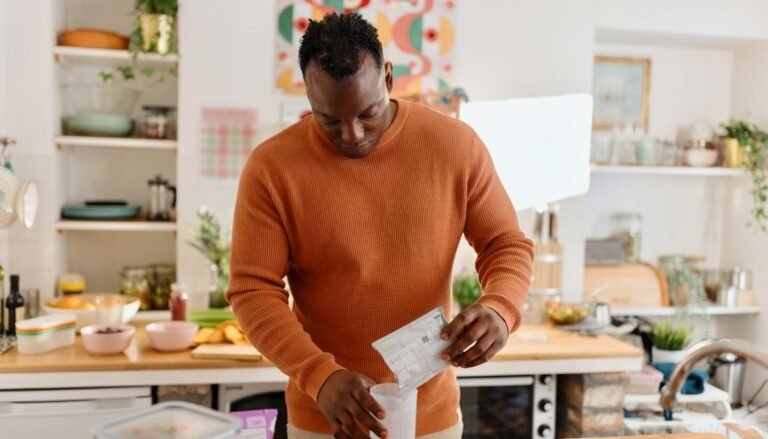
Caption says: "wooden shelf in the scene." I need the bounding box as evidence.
[55,136,177,151]
[56,220,177,233]
[591,164,744,177]
[53,46,178,64]
[624,383,730,405]
[610,306,761,317]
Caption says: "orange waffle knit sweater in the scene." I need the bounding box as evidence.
[227,99,534,435]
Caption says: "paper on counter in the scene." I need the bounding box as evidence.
[372,307,451,392]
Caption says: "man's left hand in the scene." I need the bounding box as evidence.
[440,303,509,368]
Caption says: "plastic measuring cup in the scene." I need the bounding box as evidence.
[370,383,417,439]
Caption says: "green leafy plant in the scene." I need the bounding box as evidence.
[722,119,768,231]
[98,0,178,84]
[453,273,482,309]
[651,320,691,351]
[188,207,230,294]
[134,0,178,16]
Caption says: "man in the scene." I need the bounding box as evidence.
[228,12,533,439]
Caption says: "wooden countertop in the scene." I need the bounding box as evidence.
[0,323,642,374]
[599,436,725,439]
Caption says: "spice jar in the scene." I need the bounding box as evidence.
[611,213,642,263]
[141,105,174,139]
[120,267,152,311]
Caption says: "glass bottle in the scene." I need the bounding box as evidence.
[5,275,24,337]
[611,213,642,263]
[169,283,188,321]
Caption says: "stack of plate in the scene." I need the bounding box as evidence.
[61,204,140,220]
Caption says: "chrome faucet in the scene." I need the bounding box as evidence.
[660,338,768,410]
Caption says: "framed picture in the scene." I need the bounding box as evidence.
[592,56,651,131]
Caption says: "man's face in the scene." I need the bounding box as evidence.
[305,55,393,158]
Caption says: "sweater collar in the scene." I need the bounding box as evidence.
[310,97,410,159]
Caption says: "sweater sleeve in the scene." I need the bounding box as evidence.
[227,158,345,401]
[463,133,535,334]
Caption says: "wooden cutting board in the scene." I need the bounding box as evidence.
[191,344,262,361]
[583,263,670,308]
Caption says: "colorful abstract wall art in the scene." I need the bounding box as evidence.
[275,0,456,95]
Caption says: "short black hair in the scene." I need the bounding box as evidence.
[299,12,384,79]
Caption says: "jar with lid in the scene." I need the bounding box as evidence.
[610,212,642,262]
[150,264,176,310]
[58,272,86,296]
[120,267,152,311]
[141,106,175,139]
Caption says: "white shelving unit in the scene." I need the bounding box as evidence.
[50,3,180,293]
[610,306,761,318]
[624,383,730,405]
[55,220,177,233]
[53,46,178,65]
[591,164,744,177]
[55,135,177,151]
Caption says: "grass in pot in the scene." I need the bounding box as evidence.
[651,320,691,364]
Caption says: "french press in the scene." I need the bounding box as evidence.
[147,175,176,221]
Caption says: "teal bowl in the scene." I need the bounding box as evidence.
[65,114,134,137]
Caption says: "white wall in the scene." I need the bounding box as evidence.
[719,41,768,403]
[595,43,733,143]
[3,0,60,296]
[176,0,280,296]
[0,0,9,278]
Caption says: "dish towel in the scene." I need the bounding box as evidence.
[653,362,708,395]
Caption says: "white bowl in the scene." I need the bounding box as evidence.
[684,149,718,167]
[145,321,198,352]
[42,293,141,330]
[81,324,136,355]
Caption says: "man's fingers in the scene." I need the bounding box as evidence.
[440,307,477,341]
[442,320,484,363]
[451,333,497,367]
[337,411,366,438]
[353,387,386,420]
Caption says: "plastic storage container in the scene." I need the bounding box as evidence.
[16,314,76,354]
[92,401,240,439]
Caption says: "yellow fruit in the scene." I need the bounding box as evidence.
[194,328,215,344]
[233,339,251,346]
[206,329,225,344]
[54,296,83,309]
[224,325,244,343]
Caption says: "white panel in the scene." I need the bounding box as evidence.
[459,95,593,211]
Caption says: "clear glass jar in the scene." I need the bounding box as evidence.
[658,255,705,307]
[150,264,176,311]
[120,267,152,311]
[611,213,642,263]
[141,106,174,139]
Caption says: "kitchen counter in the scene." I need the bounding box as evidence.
[0,324,642,390]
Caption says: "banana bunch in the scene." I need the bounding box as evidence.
[193,320,251,346]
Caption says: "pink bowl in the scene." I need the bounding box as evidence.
[145,321,198,352]
[80,324,135,355]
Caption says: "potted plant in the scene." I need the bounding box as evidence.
[132,0,178,55]
[651,320,691,364]
[721,119,768,231]
[188,207,231,308]
[453,272,482,312]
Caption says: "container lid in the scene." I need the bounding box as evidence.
[93,401,240,439]
[16,314,77,333]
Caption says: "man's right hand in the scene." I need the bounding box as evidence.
[317,370,388,439]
